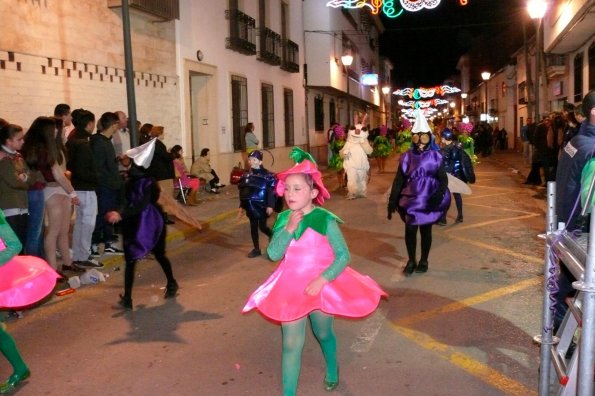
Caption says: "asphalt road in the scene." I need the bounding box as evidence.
[5,151,546,395]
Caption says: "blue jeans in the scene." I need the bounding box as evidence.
[25,189,45,258]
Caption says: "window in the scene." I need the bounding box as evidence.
[314,95,324,131]
[231,75,248,152]
[589,42,595,90]
[329,99,336,125]
[226,1,256,55]
[574,52,583,103]
[284,88,294,146]
[261,83,275,149]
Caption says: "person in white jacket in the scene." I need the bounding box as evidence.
[340,113,373,199]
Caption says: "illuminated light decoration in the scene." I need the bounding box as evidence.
[326,0,469,18]
[360,73,379,86]
[393,85,462,98]
[398,99,449,108]
[400,0,440,12]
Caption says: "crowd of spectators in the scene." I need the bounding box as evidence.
[0,104,218,276]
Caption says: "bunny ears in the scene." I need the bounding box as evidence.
[275,147,331,205]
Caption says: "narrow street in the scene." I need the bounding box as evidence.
[6,151,546,395]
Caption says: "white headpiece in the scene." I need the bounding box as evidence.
[411,109,432,133]
[126,138,156,168]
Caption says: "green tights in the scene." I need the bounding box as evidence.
[281,311,338,396]
[0,323,27,376]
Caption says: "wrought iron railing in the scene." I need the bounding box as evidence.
[258,27,281,65]
[281,39,299,73]
[225,9,256,56]
[107,0,179,20]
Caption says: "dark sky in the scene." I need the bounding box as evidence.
[379,0,527,87]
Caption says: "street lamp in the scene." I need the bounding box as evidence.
[528,0,547,122]
[461,93,468,116]
[481,71,491,120]
[341,53,353,123]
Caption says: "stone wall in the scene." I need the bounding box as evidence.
[1,0,181,148]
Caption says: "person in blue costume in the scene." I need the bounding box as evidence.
[437,128,475,225]
[238,150,277,258]
[387,109,450,276]
[105,139,182,310]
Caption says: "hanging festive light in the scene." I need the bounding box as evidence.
[326,0,469,18]
[398,98,449,108]
[393,85,461,98]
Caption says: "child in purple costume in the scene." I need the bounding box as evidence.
[387,110,450,275]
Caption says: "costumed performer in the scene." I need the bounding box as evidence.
[438,128,475,225]
[339,113,373,199]
[327,124,347,189]
[0,208,61,393]
[372,125,392,173]
[107,138,199,310]
[237,150,276,258]
[242,148,387,396]
[457,121,477,164]
[395,117,412,154]
[387,109,451,276]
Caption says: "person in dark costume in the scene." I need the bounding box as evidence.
[438,128,475,225]
[387,110,450,276]
[106,139,179,310]
[238,150,277,258]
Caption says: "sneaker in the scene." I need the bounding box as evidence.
[209,188,219,194]
[74,260,104,269]
[90,244,100,257]
[215,183,226,188]
[247,249,261,258]
[104,244,124,255]
[437,219,447,226]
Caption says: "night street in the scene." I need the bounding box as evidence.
[7,152,546,395]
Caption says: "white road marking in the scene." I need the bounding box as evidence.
[350,307,387,353]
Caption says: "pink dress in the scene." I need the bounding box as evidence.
[242,226,387,322]
[0,256,60,309]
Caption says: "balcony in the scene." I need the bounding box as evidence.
[258,27,281,66]
[545,54,566,79]
[280,39,299,73]
[225,9,256,56]
[107,0,179,21]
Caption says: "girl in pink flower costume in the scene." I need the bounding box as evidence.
[243,148,386,395]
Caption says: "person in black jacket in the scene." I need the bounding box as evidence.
[238,150,276,258]
[145,125,176,224]
[438,129,475,225]
[66,109,103,268]
[90,112,123,255]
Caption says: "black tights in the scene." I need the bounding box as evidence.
[123,228,175,300]
[250,217,271,251]
[405,224,432,263]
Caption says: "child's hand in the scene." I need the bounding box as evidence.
[305,276,327,296]
[266,207,273,216]
[286,210,304,234]
[237,208,245,219]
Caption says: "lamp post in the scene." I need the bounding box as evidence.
[481,71,491,121]
[341,54,353,124]
[461,93,468,116]
[528,0,547,122]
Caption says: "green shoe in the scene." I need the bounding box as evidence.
[323,370,339,392]
[0,369,31,394]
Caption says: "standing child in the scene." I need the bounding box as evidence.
[106,139,187,310]
[243,148,386,395]
[238,150,276,258]
[387,110,450,276]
